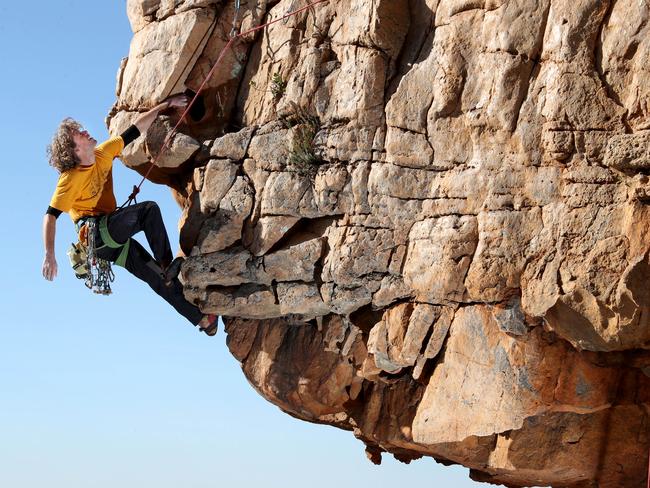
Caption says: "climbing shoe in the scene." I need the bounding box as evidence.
[198,314,219,336]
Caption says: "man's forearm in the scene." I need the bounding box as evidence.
[43,214,56,256]
[42,213,59,281]
[133,101,170,134]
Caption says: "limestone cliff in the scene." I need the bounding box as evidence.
[110,1,650,486]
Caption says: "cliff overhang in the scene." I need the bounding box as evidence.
[110,1,650,486]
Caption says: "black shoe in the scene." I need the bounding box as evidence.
[198,314,219,336]
[164,256,184,286]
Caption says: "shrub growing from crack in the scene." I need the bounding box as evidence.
[270,72,287,100]
[281,102,323,174]
[248,72,287,100]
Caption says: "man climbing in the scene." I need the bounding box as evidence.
[41,95,218,336]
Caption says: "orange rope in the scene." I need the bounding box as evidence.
[121,0,329,207]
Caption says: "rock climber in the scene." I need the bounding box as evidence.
[41,95,218,336]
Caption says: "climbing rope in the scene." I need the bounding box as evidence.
[119,0,329,209]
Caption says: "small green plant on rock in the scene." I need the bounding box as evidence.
[281,102,323,174]
[248,72,287,101]
[270,72,287,100]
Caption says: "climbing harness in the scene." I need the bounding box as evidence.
[119,0,329,209]
[98,216,131,268]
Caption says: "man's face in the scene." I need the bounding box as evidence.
[72,129,97,164]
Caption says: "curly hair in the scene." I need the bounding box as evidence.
[46,118,82,173]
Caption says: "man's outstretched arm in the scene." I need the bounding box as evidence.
[96,93,190,163]
[42,213,58,281]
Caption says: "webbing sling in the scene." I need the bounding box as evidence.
[99,216,130,268]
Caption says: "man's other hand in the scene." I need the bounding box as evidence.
[42,253,58,281]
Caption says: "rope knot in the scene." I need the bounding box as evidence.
[128,185,140,203]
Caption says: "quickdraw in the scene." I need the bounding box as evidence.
[230,0,241,38]
[86,218,115,295]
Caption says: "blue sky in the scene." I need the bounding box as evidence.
[0,2,482,486]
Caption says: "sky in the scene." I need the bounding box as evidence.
[0,2,484,487]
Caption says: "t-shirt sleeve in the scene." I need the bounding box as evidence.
[120,125,141,147]
[46,206,63,218]
[95,136,125,163]
[49,171,77,214]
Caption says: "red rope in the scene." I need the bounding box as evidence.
[121,0,329,207]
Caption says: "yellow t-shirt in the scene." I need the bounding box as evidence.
[49,136,125,223]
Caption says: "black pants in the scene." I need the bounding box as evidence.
[95,201,203,325]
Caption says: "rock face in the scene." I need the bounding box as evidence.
[112,1,650,486]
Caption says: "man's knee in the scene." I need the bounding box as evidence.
[144,200,159,212]
[142,201,163,219]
